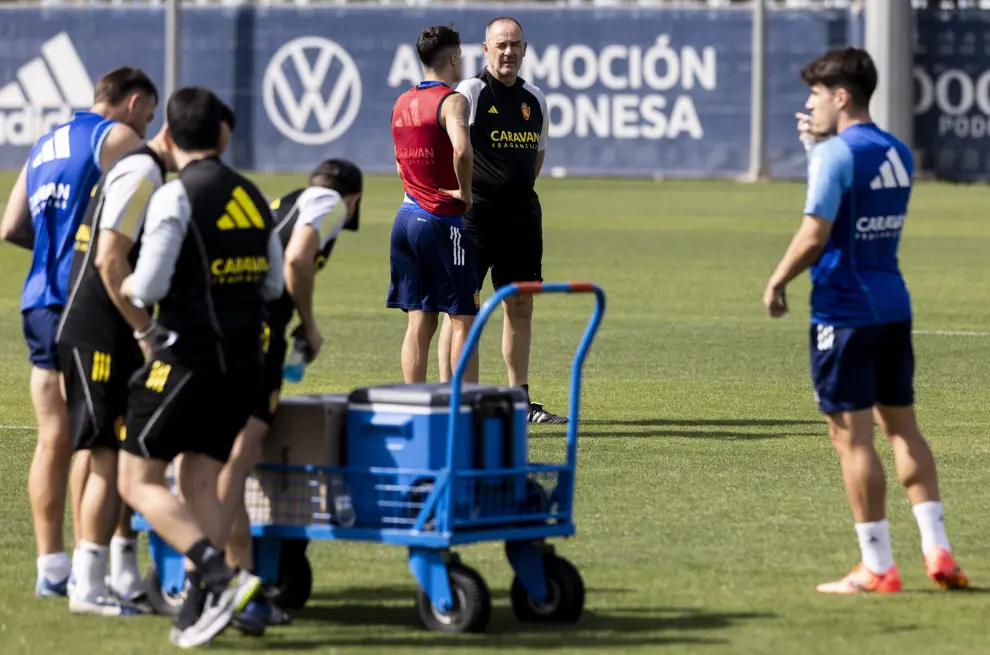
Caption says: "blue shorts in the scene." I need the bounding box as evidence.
[809,320,914,414]
[22,306,64,371]
[386,207,479,316]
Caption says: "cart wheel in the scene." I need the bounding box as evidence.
[268,544,313,610]
[510,555,585,624]
[145,564,187,617]
[415,563,492,634]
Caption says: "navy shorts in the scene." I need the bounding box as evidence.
[386,206,479,316]
[22,306,63,371]
[809,320,915,414]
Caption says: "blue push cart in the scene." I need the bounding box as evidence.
[134,280,606,633]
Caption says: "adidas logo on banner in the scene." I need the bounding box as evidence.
[870,147,911,189]
[0,32,94,147]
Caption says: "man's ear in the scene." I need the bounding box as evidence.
[126,93,141,115]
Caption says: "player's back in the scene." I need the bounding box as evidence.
[809,123,913,327]
[57,145,165,352]
[391,82,465,217]
[22,111,117,312]
[156,156,274,369]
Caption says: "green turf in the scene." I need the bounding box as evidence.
[0,172,988,654]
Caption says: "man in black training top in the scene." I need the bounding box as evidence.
[439,15,565,424]
[55,105,236,618]
[217,158,362,636]
[114,86,283,648]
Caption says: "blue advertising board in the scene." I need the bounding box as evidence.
[0,6,983,180]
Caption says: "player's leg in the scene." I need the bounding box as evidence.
[439,223,491,384]
[491,210,565,424]
[61,344,149,615]
[387,210,436,383]
[220,415,276,637]
[873,320,967,589]
[70,451,91,550]
[120,360,260,647]
[23,308,72,597]
[109,504,145,601]
[433,220,480,383]
[810,323,901,594]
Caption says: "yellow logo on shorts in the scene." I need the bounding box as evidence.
[474,290,480,309]
[74,224,91,252]
[114,416,126,441]
[261,322,271,354]
[269,391,279,415]
[91,351,111,383]
[145,361,172,393]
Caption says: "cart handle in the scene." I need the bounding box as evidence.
[446,281,607,470]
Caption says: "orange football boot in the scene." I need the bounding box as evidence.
[816,562,902,594]
[925,546,969,590]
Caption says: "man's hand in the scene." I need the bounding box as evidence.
[438,188,472,212]
[304,321,324,361]
[291,322,323,363]
[763,280,789,318]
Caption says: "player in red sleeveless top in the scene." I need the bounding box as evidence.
[386,24,479,384]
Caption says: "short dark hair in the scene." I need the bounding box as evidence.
[166,86,224,151]
[800,47,878,108]
[485,16,524,40]
[219,101,236,132]
[94,67,158,106]
[309,158,362,195]
[416,24,461,69]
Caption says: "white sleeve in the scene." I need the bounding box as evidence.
[455,79,484,127]
[261,229,284,301]
[126,180,190,308]
[292,187,347,249]
[523,82,550,152]
[98,154,164,240]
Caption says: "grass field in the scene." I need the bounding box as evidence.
[1,172,989,654]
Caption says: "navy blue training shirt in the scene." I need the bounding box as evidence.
[803,123,914,328]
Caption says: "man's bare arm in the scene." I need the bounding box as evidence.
[95,231,152,334]
[284,226,319,331]
[440,93,473,205]
[98,123,144,172]
[0,163,33,250]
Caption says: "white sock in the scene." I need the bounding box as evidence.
[912,501,951,554]
[854,520,896,574]
[110,537,143,596]
[37,552,71,583]
[71,541,109,600]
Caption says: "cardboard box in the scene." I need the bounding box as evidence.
[246,394,348,527]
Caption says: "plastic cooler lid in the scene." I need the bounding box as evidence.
[348,383,528,407]
[277,393,349,408]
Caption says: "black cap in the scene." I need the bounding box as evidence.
[309,158,362,231]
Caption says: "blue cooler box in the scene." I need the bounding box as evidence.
[345,383,530,530]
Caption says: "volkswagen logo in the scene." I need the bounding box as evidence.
[262,36,362,146]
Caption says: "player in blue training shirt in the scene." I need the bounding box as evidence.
[0,66,158,599]
[762,47,969,595]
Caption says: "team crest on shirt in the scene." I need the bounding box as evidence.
[521,102,531,121]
